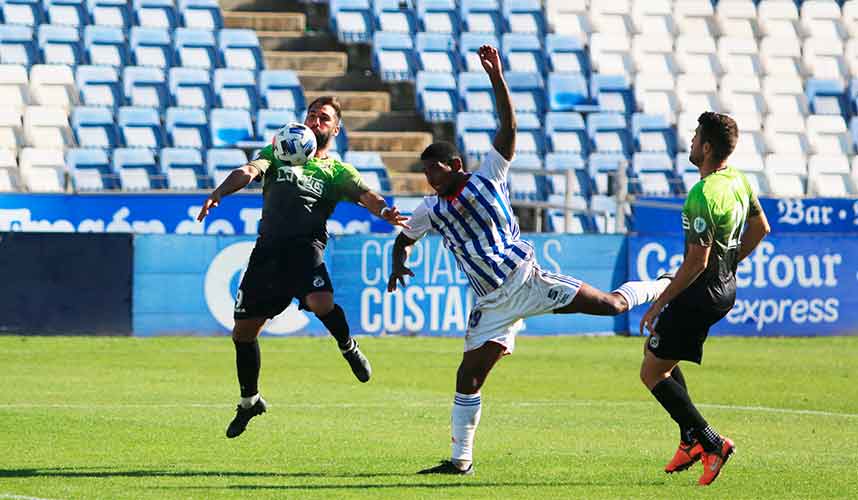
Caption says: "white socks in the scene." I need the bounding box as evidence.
[240,393,260,409]
[451,392,482,468]
[614,278,671,309]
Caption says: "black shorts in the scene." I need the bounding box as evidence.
[646,299,730,364]
[233,240,333,320]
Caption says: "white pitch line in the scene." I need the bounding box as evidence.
[0,494,62,500]
[1,400,857,419]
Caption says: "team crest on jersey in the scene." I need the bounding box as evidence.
[693,216,707,233]
[313,275,325,288]
[648,334,660,349]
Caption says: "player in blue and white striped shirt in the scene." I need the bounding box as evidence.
[387,45,672,475]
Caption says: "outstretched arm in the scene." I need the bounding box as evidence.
[197,163,260,221]
[358,190,410,229]
[479,44,516,161]
[387,232,418,292]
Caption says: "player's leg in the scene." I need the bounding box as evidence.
[550,275,671,316]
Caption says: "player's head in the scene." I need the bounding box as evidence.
[690,112,738,167]
[420,142,465,197]
[305,96,342,153]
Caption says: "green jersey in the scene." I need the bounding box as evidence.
[249,145,369,246]
[680,165,762,309]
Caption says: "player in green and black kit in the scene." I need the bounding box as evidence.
[638,112,771,486]
[197,96,409,439]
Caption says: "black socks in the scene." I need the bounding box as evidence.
[669,366,695,444]
[650,377,722,452]
[234,339,260,397]
[318,304,352,351]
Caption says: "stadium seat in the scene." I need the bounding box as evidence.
[506,71,544,116]
[674,0,716,38]
[501,33,544,75]
[765,153,807,197]
[416,0,458,35]
[806,79,848,116]
[545,34,589,75]
[545,196,590,234]
[544,152,589,197]
[415,33,458,74]
[256,108,296,142]
[71,106,119,148]
[508,169,545,201]
[456,111,496,166]
[510,153,543,170]
[373,0,416,33]
[589,33,633,76]
[117,106,164,149]
[588,151,628,195]
[0,64,30,112]
[0,109,24,150]
[206,147,247,184]
[590,194,618,233]
[112,146,161,190]
[416,71,457,122]
[24,105,73,149]
[330,0,373,44]
[729,152,769,195]
[845,0,858,38]
[219,29,262,72]
[0,149,22,191]
[210,108,253,147]
[804,38,848,83]
[545,111,587,156]
[590,74,634,115]
[676,35,722,77]
[214,68,258,112]
[719,37,762,77]
[130,27,172,69]
[161,147,210,190]
[179,0,223,30]
[515,112,545,155]
[715,0,758,38]
[460,0,503,34]
[258,70,304,112]
[372,31,415,82]
[503,0,545,36]
[632,34,677,76]
[720,74,765,117]
[134,0,178,30]
[632,0,674,37]
[458,71,495,113]
[83,26,127,69]
[1,0,41,27]
[676,73,721,117]
[67,147,116,190]
[459,32,499,73]
[675,151,697,193]
[800,0,846,41]
[165,106,209,149]
[731,112,767,155]
[764,113,810,155]
[88,0,132,29]
[546,73,589,112]
[0,26,37,67]
[590,1,633,37]
[764,75,808,116]
[123,66,168,110]
[174,28,217,71]
[758,0,801,39]
[38,24,83,67]
[808,154,857,196]
[345,150,385,169]
[168,67,212,109]
[631,113,676,156]
[587,112,631,156]
[676,112,701,151]
[19,147,65,192]
[760,36,804,78]
[545,0,591,41]
[631,152,673,196]
[634,73,678,123]
[807,115,851,155]
[44,0,88,27]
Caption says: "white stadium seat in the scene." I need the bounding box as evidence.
[806,115,851,155]
[721,74,765,116]
[765,153,807,197]
[674,1,717,38]
[719,37,762,77]
[677,73,721,117]
[0,149,21,192]
[632,0,675,37]
[590,0,633,37]
[545,0,591,41]
[29,64,77,110]
[716,0,759,38]
[808,154,857,196]
[0,110,23,151]
[800,0,847,40]
[0,64,30,113]
[635,73,679,122]
[764,113,810,155]
[19,147,66,192]
[763,75,809,116]
[24,106,73,149]
[844,0,858,38]
[758,0,802,39]
[803,37,848,82]
[632,35,677,76]
[676,35,722,77]
[760,36,805,77]
[589,33,633,76]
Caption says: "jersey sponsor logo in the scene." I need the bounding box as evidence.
[313,275,325,288]
[648,334,660,349]
[693,216,707,233]
[681,213,690,230]
[274,165,325,196]
[548,286,571,305]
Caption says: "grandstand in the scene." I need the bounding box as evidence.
[2,0,858,232]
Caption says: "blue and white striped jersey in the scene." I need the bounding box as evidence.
[402,148,534,297]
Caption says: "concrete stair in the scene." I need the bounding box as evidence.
[223,11,305,31]
[390,173,432,196]
[306,91,389,113]
[264,51,347,74]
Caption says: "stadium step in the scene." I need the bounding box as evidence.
[341,111,429,131]
[380,152,424,174]
[306,91,389,113]
[390,172,432,195]
[264,51,347,74]
[223,11,306,32]
[257,31,341,52]
[348,131,433,153]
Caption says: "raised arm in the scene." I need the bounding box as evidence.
[196,163,260,221]
[479,45,516,161]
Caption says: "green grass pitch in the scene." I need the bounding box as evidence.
[1,335,856,499]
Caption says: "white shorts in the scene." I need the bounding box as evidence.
[464,265,582,354]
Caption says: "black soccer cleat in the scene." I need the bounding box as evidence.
[225,397,267,438]
[418,460,474,475]
[342,340,372,383]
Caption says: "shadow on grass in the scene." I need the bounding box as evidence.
[149,479,668,492]
[0,467,335,479]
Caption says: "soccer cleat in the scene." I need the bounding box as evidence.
[417,460,474,475]
[698,436,735,486]
[225,397,267,438]
[665,440,704,473]
[342,340,372,383]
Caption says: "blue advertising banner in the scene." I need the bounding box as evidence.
[0,193,393,235]
[133,234,628,337]
[633,197,858,234]
[627,234,858,336]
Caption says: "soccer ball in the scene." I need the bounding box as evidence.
[272,122,317,165]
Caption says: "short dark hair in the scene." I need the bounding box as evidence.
[307,96,342,121]
[697,112,738,162]
[420,142,460,165]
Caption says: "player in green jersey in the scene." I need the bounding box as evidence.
[638,112,771,485]
[197,96,409,439]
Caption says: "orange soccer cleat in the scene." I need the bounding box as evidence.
[698,437,736,486]
[664,441,704,473]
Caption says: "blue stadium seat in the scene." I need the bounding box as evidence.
[258,70,304,111]
[130,27,172,69]
[545,34,589,75]
[416,71,457,122]
[256,108,296,141]
[83,26,127,69]
[0,25,37,67]
[587,113,631,156]
[416,0,458,35]
[118,105,164,149]
[161,147,211,190]
[165,106,209,149]
[87,0,131,29]
[515,111,545,155]
[219,29,262,72]
[210,107,253,147]
[330,0,373,44]
[123,66,168,110]
[134,0,177,30]
[460,0,503,34]
[1,0,41,27]
[501,33,544,75]
[508,169,546,201]
[415,32,458,73]
[458,71,494,113]
[588,153,627,196]
[373,0,416,33]
[174,28,218,71]
[503,0,545,36]
[334,122,349,153]
[45,0,88,27]
[112,146,162,190]
[456,111,496,164]
[545,198,592,234]
[38,24,83,67]
[850,78,858,116]
[806,78,848,117]
[459,31,499,73]
[631,152,674,196]
[510,152,542,170]
[631,113,676,156]
[506,71,544,116]
[206,147,247,184]
[590,74,634,115]
[545,152,590,198]
[545,112,587,156]
[214,68,258,112]
[76,65,121,109]
[590,194,618,233]
[372,31,415,82]
[547,73,589,112]
[72,106,119,148]
[168,67,212,109]
[345,150,385,169]
[178,0,223,30]
[67,147,118,190]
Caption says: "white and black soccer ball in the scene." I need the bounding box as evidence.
[272,122,317,165]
